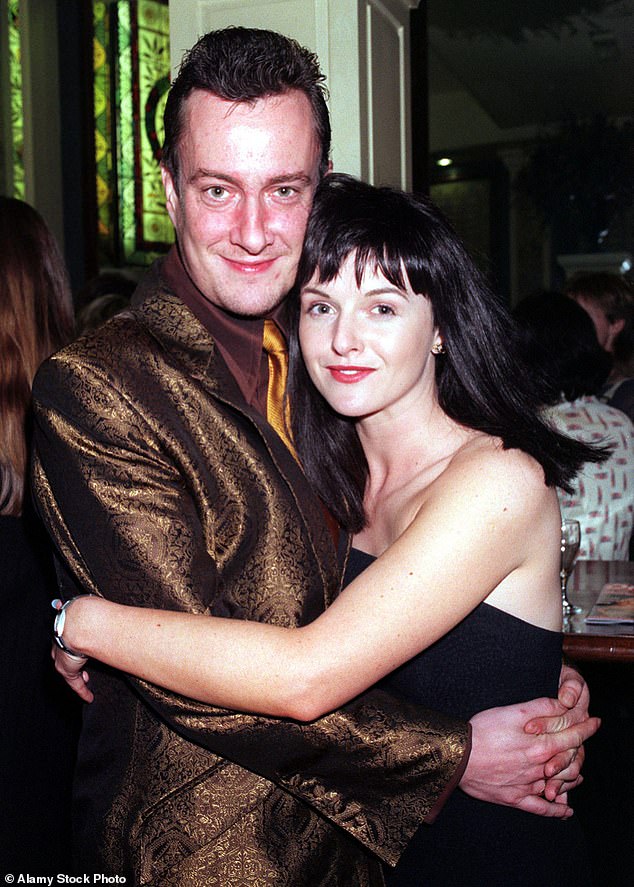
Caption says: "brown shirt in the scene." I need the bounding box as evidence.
[163,245,287,417]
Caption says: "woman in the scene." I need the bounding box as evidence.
[53,176,603,885]
[514,291,633,560]
[0,196,79,870]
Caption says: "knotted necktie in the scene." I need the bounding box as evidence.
[263,322,339,544]
[263,320,296,457]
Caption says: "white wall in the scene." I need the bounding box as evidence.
[168,0,420,188]
[2,0,65,247]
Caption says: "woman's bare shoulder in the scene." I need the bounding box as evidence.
[455,433,546,479]
[434,433,552,518]
[399,432,559,615]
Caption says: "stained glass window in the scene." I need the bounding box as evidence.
[94,0,172,267]
[8,0,24,198]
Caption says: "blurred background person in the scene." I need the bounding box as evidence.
[0,196,80,870]
[514,291,633,561]
[565,272,634,421]
[75,270,136,335]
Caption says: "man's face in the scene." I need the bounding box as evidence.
[162,89,322,317]
[573,295,624,353]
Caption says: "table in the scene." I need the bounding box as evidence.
[563,560,634,662]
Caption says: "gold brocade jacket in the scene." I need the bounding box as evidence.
[31,260,469,886]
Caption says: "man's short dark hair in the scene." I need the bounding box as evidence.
[162,27,331,185]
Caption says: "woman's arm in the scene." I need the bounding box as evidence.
[59,445,560,720]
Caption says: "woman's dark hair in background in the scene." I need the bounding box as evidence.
[288,174,607,531]
[0,197,75,516]
[513,291,612,404]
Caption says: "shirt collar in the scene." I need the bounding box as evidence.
[162,246,289,412]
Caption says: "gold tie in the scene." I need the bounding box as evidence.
[263,320,296,457]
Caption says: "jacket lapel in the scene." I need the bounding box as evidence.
[131,261,342,602]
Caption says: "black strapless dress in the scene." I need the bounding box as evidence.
[344,548,592,887]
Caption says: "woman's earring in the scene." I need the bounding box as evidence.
[431,340,445,355]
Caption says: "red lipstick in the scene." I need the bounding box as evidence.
[327,366,376,384]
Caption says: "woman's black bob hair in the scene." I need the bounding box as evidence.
[287,174,607,531]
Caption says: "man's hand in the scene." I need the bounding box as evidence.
[524,663,597,798]
[52,644,94,703]
[461,694,600,817]
[555,663,590,711]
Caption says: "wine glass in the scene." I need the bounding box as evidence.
[560,519,583,615]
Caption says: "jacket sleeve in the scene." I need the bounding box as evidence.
[31,350,469,866]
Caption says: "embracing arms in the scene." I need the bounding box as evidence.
[57,445,567,719]
[52,430,599,815]
[32,343,472,859]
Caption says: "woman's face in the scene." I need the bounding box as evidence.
[298,252,439,421]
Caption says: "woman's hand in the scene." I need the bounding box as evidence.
[52,643,93,703]
[51,596,95,702]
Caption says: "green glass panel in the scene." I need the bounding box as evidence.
[94,0,115,259]
[93,0,171,267]
[137,0,172,250]
[115,0,172,264]
[115,0,136,261]
[8,0,24,198]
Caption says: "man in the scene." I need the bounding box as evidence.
[33,28,595,885]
